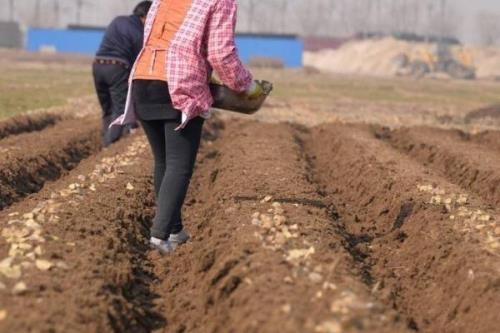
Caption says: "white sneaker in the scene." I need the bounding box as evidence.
[168,229,190,248]
[150,237,175,254]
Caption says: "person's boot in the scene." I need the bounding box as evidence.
[150,237,175,254]
[168,229,190,249]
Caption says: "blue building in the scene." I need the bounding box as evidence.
[26,28,303,68]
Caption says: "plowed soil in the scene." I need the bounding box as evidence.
[0,111,498,333]
[382,127,500,207]
[0,112,64,140]
[0,116,101,210]
[303,124,500,333]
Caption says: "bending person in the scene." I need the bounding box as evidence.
[93,1,152,147]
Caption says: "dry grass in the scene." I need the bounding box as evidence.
[253,68,500,111]
[2,51,500,124]
[0,54,93,119]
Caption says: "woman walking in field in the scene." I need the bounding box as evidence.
[113,0,264,253]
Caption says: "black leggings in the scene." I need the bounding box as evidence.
[140,117,204,240]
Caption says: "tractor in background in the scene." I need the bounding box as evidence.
[395,42,476,80]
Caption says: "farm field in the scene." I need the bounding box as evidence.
[0,52,499,333]
[0,50,93,120]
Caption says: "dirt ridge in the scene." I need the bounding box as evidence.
[0,116,101,210]
[0,112,65,140]
[383,126,500,207]
[0,134,166,332]
[0,117,498,333]
[304,123,500,333]
[153,120,410,333]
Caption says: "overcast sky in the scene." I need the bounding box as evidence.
[2,0,500,44]
[456,0,500,42]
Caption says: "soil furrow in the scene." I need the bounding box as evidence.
[0,134,165,333]
[0,116,101,210]
[380,126,500,207]
[0,112,64,140]
[303,123,500,333]
[153,120,410,333]
[1,117,498,333]
[0,117,238,333]
[467,130,500,152]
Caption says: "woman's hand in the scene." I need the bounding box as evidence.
[245,81,265,99]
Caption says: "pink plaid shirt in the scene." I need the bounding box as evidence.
[113,0,253,129]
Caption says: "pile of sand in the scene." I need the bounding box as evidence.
[304,37,500,79]
[469,46,500,78]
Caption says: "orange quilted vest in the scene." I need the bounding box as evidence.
[133,0,193,81]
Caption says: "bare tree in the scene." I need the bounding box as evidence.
[278,0,287,33]
[433,2,459,38]
[34,0,41,27]
[53,0,60,26]
[8,0,15,21]
[0,0,475,42]
[477,12,500,46]
[75,0,91,24]
[76,0,83,24]
[247,0,256,32]
[297,0,333,36]
[337,0,352,35]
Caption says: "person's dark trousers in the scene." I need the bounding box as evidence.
[140,117,204,240]
[92,62,131,147]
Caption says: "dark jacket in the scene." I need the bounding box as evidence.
[96,15,144,66]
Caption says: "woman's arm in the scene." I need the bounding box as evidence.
[206,0,253,92]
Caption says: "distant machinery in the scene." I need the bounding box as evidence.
[395,42,476,80]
